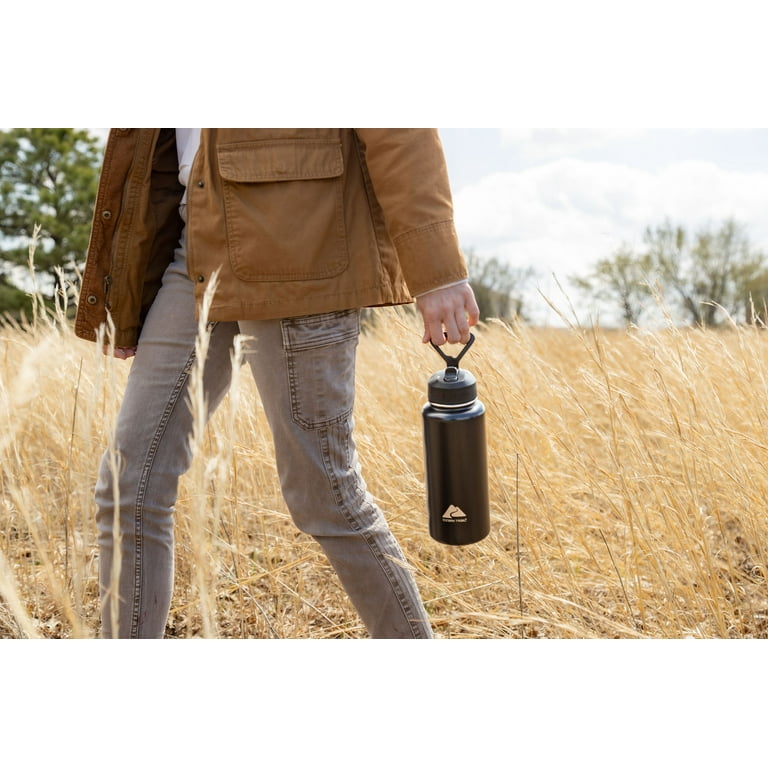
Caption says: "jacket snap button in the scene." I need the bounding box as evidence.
[86,294,98,305]
[197,180,205,188]
[197,275,205,283]
[102,210,112,220]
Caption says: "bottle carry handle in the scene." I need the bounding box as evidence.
[430,333,475,369]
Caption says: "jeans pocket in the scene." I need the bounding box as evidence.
[281,309,360,430]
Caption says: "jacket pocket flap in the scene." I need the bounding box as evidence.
[218,140,344,183]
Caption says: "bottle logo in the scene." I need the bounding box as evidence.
[442,505,467,523]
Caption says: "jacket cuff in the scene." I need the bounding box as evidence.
[393,220,468,297]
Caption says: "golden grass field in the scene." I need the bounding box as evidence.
[2,292,768,639]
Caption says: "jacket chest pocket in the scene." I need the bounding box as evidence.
[217,140,349,282]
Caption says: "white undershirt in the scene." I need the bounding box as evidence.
[175,128,201,213]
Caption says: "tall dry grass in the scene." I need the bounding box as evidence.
[2,275,768,638]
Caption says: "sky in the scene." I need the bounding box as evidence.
[437,128,768,323]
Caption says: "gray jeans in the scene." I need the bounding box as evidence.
[95,250,432,638]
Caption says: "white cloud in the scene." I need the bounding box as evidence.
[452,157,768,323]
[454,158,768,274]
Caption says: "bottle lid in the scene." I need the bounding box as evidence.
[428,366,477,407]
[427,334,478,408]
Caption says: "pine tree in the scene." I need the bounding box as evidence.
[0,128,102,312]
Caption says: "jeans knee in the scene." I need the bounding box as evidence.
[93,447,178,541]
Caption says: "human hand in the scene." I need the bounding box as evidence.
[102,345,137,359]
[415,282,480,345]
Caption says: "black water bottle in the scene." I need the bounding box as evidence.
[422,334,490,545]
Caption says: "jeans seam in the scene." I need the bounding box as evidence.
[318,426,425,638]
[129,348,197,637]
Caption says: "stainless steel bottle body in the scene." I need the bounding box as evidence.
[422,398,490,545]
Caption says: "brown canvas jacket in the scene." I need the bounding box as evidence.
[75,128,468,348]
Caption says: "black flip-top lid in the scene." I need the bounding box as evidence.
[428,366,477,407]
[427,334,478,407]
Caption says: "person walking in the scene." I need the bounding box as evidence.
[75,128,479,639]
